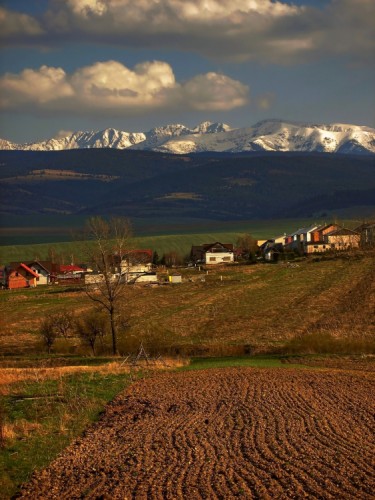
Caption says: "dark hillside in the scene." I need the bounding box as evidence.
[0,150,374,219]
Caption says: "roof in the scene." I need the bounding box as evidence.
[12,263,39,278]
[354,222,375,231]
[313,223,340,232]
[25,261,58,273]
[128,249,153,257]
[8,262,39,277]
[59,264,85,273]
[201,242,234,252]
[123,249,153,264]
[290,224,320,237]
[327,228,359,236]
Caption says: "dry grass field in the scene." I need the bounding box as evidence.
[1,253,374,357]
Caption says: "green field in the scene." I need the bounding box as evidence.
[0,217,358,264]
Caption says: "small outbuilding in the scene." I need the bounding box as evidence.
[169,273,182,284]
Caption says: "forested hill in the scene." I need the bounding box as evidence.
[0,149,374,220]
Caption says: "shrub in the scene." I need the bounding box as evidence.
[283,331,375,355]
[75,309,108,356]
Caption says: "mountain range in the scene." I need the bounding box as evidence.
[1,120,374,155]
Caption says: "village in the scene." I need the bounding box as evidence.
[1,220,374,290]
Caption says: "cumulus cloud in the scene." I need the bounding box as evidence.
[0,66,73,109]
[0,60,249,115]
[0,0,373,64]
[178,73,248,111]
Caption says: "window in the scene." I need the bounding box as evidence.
[209,257,216,262]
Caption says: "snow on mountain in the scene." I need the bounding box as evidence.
[1,120,374,155]
[132,121,231,150]
[1,128,146,151]
[149,120,375,155]
[192,121,232,134]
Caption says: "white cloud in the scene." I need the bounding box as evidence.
[0,60,249,115]
[0,1,373,64]
[0,66,73,109]
[66,0,109,18]
[179,73,249,111]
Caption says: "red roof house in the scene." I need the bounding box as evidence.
[6,263,39,289]
[59,264,85,274]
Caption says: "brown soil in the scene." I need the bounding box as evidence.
[18,368,375,499]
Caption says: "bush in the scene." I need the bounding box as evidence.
[283,331,375,355]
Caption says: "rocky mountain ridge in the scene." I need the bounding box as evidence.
[1,120,374,155]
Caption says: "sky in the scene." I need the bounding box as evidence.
[0,0,374,143]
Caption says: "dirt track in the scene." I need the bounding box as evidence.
[18,368,374,499]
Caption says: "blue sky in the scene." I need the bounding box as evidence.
[0,0,374,143]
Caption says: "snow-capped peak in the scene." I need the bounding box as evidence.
[193,121,231,134]
[1,120,374,155]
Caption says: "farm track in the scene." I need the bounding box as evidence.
[18,368,374,499]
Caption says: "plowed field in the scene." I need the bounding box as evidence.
[18,368,374,499]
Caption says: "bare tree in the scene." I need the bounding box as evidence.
[162,251,183,267]
[236,233,259,262]
[75,309,107,356]
[39,317,58,354]
[54,310,75,340]
[81,216,133,355]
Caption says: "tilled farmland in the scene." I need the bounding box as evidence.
[18,368,374,499]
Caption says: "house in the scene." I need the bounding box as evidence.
[355,222,375,248]
[59,264,85,275]
[190,242,234,265]
[120,249,153,274]
[305,224,360,253]
[326,228,360,250]
[57,264,85,283]
[284,224,320,255]
[305,223,339,253]
[24,261,58,285]
[6,263,39,289]
[259,240,284,262]
[120,249,155,282]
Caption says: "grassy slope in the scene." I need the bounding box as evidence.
[0,218,358,263]
[1,254,374,357]
[0,370,134,499]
